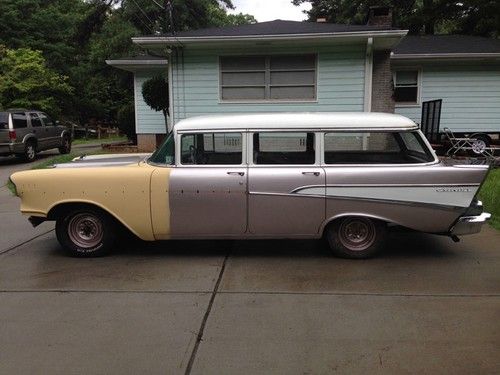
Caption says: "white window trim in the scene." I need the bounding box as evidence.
[393,67,422,108]
[218,54,318,104]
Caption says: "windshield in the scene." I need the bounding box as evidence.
[148,132,175,165]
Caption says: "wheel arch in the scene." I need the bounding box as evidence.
[22,134,37,147]
[47,200,141,239]
[319,213,392,236]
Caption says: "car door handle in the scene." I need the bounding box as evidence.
[227,171,245,176]
[302,171,320,176]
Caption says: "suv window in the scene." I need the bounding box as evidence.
[181,132,242,165]
[39,113,55,126]
[0,112,8,129]
[29,113,43,127]
[324,131,434,164]
[253,132,315,164]
[12,113,28,129]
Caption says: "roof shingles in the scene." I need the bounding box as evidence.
[393,35,500,55]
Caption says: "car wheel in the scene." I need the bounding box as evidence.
[326,217,386,259]
[23,141,37,162]
[469,134,491,156]
[56,208,116,257]
[59,135,71,154]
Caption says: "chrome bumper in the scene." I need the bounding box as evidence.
[450,212,491,236]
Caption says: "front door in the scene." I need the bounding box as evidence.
[168,131,247,237]
[38,112,60,147]
[248,131,325,236]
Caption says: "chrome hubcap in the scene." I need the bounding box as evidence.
[338,218,376,251]
[68,213,103,248]
[27,146,35,159]
[472,139,486,154]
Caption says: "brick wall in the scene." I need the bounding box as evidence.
[371,50,395,113]
[137,134,167,152]
[137,134,157,152]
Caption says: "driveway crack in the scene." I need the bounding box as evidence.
[184,250,230,374]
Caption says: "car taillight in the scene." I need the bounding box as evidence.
[8,130,16,140]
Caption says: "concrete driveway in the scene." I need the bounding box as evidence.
[0,158,499,374]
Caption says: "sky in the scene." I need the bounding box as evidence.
[228,0,312,22]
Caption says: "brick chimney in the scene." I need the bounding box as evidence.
[367,6,392,28]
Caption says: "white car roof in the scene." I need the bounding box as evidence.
[174,112,419,132]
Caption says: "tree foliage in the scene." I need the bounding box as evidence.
[142,75,169,119]
[0,47,73,116]
[292,0,500,37]
[0,0,255,133]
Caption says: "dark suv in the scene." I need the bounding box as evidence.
[0,109,71,162]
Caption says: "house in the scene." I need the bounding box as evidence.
[391,35,500,136]
[105,54,168,150]
[109,7,500,151]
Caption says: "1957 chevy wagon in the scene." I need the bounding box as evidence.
[9,113,491,258]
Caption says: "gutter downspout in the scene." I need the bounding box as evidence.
[167,49,174,132]
[363,37,373,112]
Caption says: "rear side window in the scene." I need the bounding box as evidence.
[0,112,8,129]
[29,113,42,127]
[324,131,434,164]
[253,132,315,164]
[181,132,242,165]
[12,113,28,129]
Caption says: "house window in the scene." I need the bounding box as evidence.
[220,55,316,101]
[394,70,419,104]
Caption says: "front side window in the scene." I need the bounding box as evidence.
[324,131,434,164]
[181,132,242,165]
[220,54,316,101]
[39,113,55,126]
[394,70,419,104]
[149,133,175,165]
[254,132,315,164]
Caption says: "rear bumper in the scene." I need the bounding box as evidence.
[0,142,24,155]
[450,212,491,236]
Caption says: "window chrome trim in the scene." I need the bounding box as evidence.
[176,131,246,167]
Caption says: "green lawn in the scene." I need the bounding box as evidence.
[72,135,127,145]
[479,168,500,230]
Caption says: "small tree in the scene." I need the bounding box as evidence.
[117,102,137,143]
[142,75,169,132]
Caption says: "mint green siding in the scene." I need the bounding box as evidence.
[134,70,167,134]
[395,63,500,132]
[170,44,366,124]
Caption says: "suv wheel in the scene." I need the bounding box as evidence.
[59,135,71,154]
[23,141,37,162]
[326,217,387,259]
[56,207,116,257]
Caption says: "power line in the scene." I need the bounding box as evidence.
[149,0,164,10]
[129,0,155,26]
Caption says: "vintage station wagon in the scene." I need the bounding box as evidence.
[10,113,491,258]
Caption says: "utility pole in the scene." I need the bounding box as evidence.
[164,0,174,35]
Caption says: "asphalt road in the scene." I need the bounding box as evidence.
[0,156,499,374]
